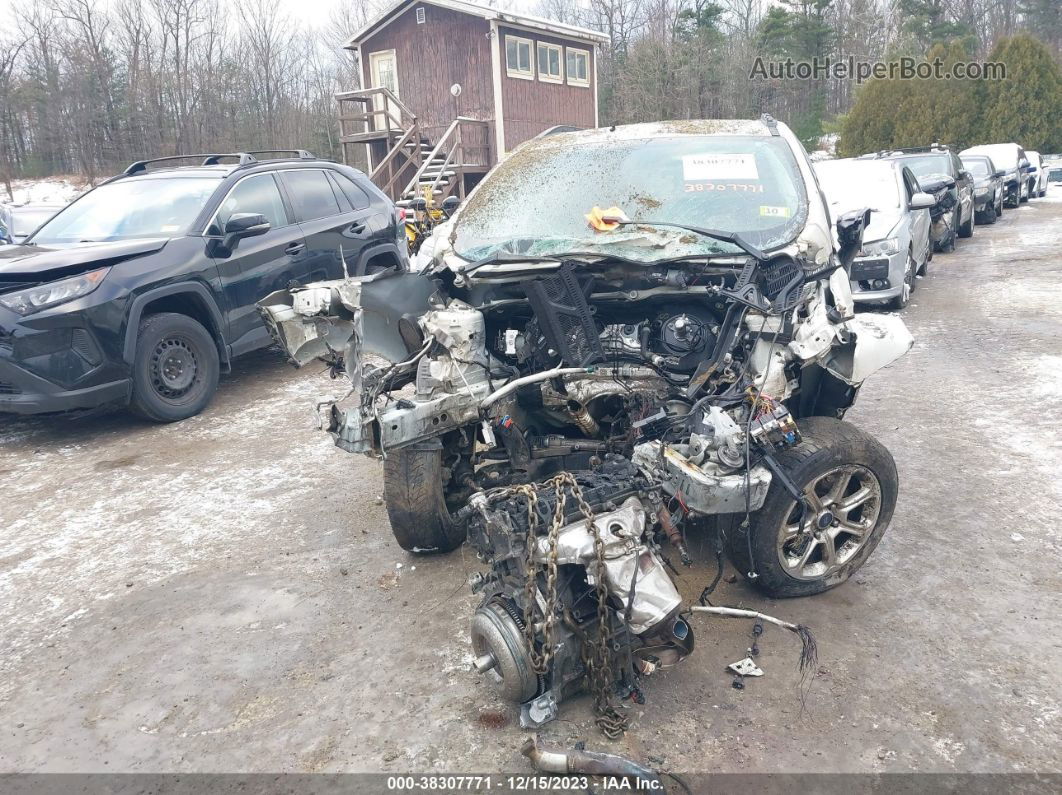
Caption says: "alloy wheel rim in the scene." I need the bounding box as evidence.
[776,465,882,580]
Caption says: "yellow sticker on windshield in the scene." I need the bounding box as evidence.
[759,206,792,218]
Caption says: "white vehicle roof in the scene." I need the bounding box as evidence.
[961,143,1023,168]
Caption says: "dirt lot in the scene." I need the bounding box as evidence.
[1,194,1060,777]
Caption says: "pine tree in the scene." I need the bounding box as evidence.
[978,34,1062,151]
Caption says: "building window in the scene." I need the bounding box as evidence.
[505,35,534,79]
[415,7,425,23]
[566,47,590,86]
[537,42,563,83]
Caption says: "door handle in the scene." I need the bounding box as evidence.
[348,222,367,235]
[285,242,305,256]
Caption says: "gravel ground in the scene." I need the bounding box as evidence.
[1,193,1060,776]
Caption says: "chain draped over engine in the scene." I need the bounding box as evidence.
[464,462,695,735]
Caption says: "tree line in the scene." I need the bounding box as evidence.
[1,0,1060,188]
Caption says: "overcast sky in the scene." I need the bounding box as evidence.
[272,0,536,33]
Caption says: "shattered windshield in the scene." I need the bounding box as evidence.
[454,134,809,263]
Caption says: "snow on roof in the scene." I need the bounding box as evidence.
[345,0,608,48]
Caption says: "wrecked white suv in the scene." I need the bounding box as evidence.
[259,117,912,726]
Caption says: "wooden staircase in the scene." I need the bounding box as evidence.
[337,88,492,205]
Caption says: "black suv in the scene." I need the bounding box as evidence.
[0,151,405,421]
[861,145,975,252]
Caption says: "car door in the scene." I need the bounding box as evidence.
[208,171,309,354]
[902,168,931,263]
[280,168,376,279]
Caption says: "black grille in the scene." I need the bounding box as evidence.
[71,328,102,365]
[850,259,890,281]
[760,256,806,310]
[522,262,604,367]
[0,381,20,395]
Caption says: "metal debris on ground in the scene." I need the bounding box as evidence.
[728,657,765,677]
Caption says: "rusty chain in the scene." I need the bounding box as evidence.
[495,472,628,739]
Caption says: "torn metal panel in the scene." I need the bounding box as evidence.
[258,270,439,369]
[824,312,914,385]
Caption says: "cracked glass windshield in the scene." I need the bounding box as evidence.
[454,134,809,263]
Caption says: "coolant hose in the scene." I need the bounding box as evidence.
[520,737,662,788]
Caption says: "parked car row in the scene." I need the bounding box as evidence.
[812,140,1050,311]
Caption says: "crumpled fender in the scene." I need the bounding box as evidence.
[822,313,913,385]
[257,270,438,366]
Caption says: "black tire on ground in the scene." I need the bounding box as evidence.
[383,446,466,553]
[725,417,898,598]
[958,206,974,238]
[979,200,997,225]
[1039,189,1047,198]
[130,312,220,423]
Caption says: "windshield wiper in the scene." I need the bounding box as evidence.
[461,250,584,276]
[611,220,768,261]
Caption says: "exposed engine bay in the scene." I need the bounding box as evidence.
[259,212,912,734]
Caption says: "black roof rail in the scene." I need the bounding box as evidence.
[244,149,316,161]
[886,143,953,155]
[760,113,780,136]
[124,153,257,175]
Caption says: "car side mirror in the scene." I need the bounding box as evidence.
[993,170,1006,178]
[909,192,936,210]
[225,213,270,239]
[836,208,872,270]
[958,170,971,181]
[1023,164,1036,173]
[208,213,269,258]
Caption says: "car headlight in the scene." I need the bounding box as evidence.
[859,238,899,257]
[0,267,110,315]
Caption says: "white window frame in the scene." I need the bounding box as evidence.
[415,6,425,24]
[565,46,590,87]
[536,42,563,84]
[505,35,535,80]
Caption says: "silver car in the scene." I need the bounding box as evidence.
[815,158,933,309]
[1026,151,1048,198]
[0,203,65,245]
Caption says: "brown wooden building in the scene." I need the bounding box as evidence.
[337,0,606,203]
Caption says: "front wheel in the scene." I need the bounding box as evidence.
[980,200,997,225]
[726,417,898,598]
[130,313,220,422]
[383,446,466,553]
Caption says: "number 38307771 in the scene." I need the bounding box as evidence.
[684,182,765,193]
